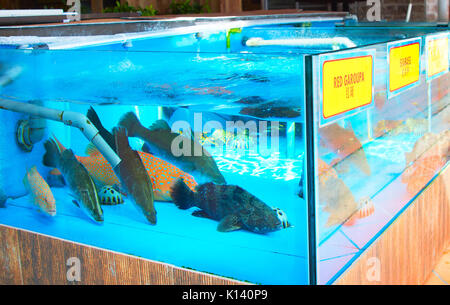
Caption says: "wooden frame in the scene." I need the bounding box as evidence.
[336,166,450,285]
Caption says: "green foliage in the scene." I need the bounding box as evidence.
[169,0,210,14]
[140,5,158,16]
[103,1,157,16]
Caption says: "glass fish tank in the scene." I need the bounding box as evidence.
[0,16,448,284]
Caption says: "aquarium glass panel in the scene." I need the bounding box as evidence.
[311,30,449,284]
[0,47,309,284]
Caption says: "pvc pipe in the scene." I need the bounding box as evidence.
[0,66,22,87]
[0,9,64,17]
[245,37,357,48]
[287,122,295,158]
[27,100,47,144]
[438,0,449,22]
[406,2,412,22]
[0,98,121,168]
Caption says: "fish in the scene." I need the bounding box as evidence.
[391,118,428,137]
[170,180,283,234]
[373,119,403,138]
[112,127,157,225]
[46,168,66,188]
[374,91,386,110]
[52,135,197,202]
[118,111,226,184]
[297,158,338,198]
[401,155,446,196]
[97,185,124,205]
[239,103,301,119]
[53,135,121,187]
[42,139,104,223]
[319,122,371,176]
[318,158,338,183]
[401,130,449,194]
[23,166,57,216]
[319,175,359,227]
[404,132,442,165]
[343,197,375,227]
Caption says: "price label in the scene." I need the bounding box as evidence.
[388,38,421,97]
[426,33,449,81]
[319,50,374,125]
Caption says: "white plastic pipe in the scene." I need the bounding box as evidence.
[0,67,23,87]
[245,37,357,48]
[0,98,121,168]
[406,2,412,22]
[438,0,449,22]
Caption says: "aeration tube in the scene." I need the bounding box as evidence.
[0,98,121,168]
[245,37,357,49]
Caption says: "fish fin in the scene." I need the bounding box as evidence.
[22,173,29,190]
[142,143,152,154]
[60,149,78,163]
[118,112,144,138]
[191,209,212,219]
[42,139,61,168]
[333,160,350,174]
[148,119,171,131]
[86,107,116,150]
[112,183,127,197]
[85,143,101,156]
[0,188,7,208]
[329,158,341,168]
[170,179,196,210]
[51,134,66,152]
[217,214,242,232]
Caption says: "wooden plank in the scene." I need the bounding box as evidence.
[138,258,174,284]
[336,167,450,285]
[172,266,244,285]
[220,0,242,13]
[0,227,242,284]
[17,229,66,284]
[0,226,22,284]
[91,0,104,14]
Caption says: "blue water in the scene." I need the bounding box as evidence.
[0,139,308,284]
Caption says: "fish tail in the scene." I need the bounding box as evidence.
[87,106,104,130]
[118,112,144,138]
[86,107,115,149]
[43,139,61,168]
[170,179,196,210]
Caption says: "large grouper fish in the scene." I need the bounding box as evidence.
[117,111,226,185]
[43,139,104,223]
[112,127,157,225]
[170,180,283,234]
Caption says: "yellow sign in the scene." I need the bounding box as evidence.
[322,55,373,119]
[427,35,449,78]
[389,42,420,92]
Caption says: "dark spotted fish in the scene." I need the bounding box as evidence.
[170,180,282,234]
